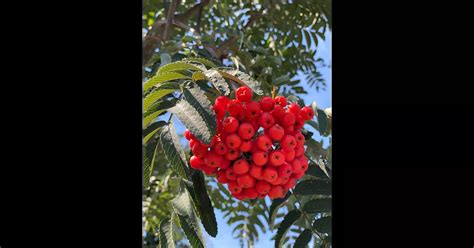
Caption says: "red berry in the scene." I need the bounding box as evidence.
[223,117,239,133]
[274,96,287,107]
[256,134,272,151]
[215,96,230,109]
[225,167,237,180]
[280,175,290,185]
[219,158,231,169]
[299,155,308,168]
[190,155,204,169]
[189,139,198,150]
[281,112,296,127]
[268,185,284,199]
[258,112,275,129]
[295,145,305,157]
[191,143,208,159]
[216,121,223,133]
[262,167,278,183]
[249,118,260,132]
[270,176,283,186]
[268,124,285,141]
[235,86,253,102]
[236,110,246,121]
[291,159,303,173]
[252,151,268,166]
[249,165,263,180]
[213,141,228,155]
[237,174,256,188]
[292,170,305,179]
[255,180,271,194]
[294,131,305,147]
[294,114,305,129]
[271,104,286,119]
[228,181,242,194]
[239,139,253,152]
[184,129,192,140]
[283,149,295,162]
[204,151,222,168]
[269,150,285,166]
[225,148,240,161]
[300,160,308,171]
[250,141,260,153]
[217,170,229,183]
[244,101,261,120]
[280,176,290,186]
[202,165,218,175]
[260,96,275,112]
[228,99,243,117]
[281,135,297,151]
[278,162,293,177]
[284,125,295,134]
[214,104,225,119]
[300,106,315,120]
[238,123,255,140]
[232,192,246,200]
[243,187,258,199]
[233,159,250,174]
[225,134,242,149]
[282,178,296,189]
[288,103,301,115]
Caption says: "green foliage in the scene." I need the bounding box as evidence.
[190,171,218,237]
[143,99,177,128]
[312,216,332,235]
[158,217,175,248]
[144,71,189,91]
[159,122,188,178]
[142,1,332,247]
[143,141,159,189]
[303,198,332,214]
[203,69,231,95]
[172,187,205,248]
[294,229,313,248]
[156,61,203,75]
[275,209,302,248]
[170,87,216,144]
[144,82,180,111]
[294,179,332,196]
[269,192,292,228]
[220,70,265,95]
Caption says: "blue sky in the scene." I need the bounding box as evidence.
[156,29,331,247]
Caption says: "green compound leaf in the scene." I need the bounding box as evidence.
[159,122,188,178]
[274,209,301,248]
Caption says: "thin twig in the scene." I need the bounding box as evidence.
[272,85,277,99]
[163,0,178,41]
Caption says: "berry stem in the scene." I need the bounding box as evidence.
[271,85,277,99]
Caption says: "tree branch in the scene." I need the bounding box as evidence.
[143,0,211,66]
[163,0,179,41]
[196,3,203,33]
[175,0,210,24]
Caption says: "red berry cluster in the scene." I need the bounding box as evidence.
[185,86,315,200]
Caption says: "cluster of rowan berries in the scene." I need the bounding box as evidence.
[185,86,315,200]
